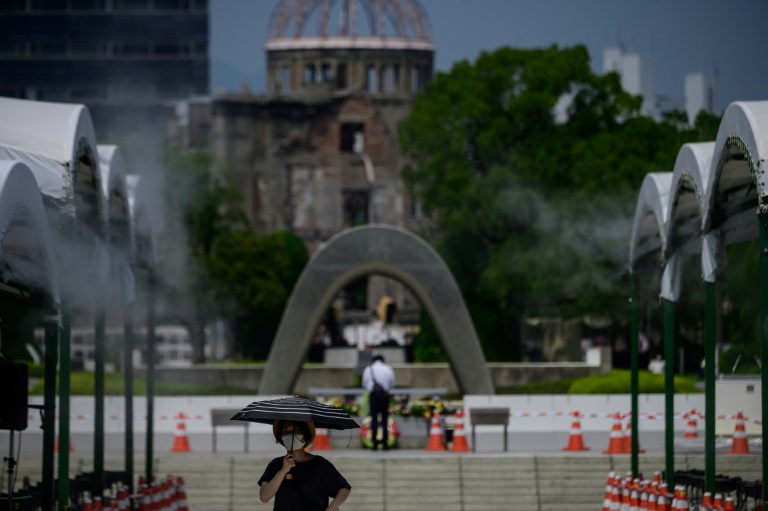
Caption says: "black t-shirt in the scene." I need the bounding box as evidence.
[258,455,351,511]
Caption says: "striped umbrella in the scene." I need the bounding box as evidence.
[230,397,360,430]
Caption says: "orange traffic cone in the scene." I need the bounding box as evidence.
[623,417,646,453]
[176,476,189,511]
[93,496,103,511]
[171,412,192,452]
[82,496,93,511]
[450,409,471,452]
[728,412,749,454]
[640,483,649,510]
[683,410,699,439]
[610,484,621,511]
[312,428,332,450]
[562,411,590,451]
[630,484,640,511]
[723,497,736,511]
[603,413,625,454]
[54,435,74,452]
[424,412,446,451]
[700,492,713,510]
[603,471,615,511]
[648,483,658,511]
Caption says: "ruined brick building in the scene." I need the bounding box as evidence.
[209,0,435,325]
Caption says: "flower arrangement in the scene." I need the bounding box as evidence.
[320,395,450,419]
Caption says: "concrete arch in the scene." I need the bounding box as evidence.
[259,224,495,395]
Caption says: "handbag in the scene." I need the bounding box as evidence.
[369,364,390,402]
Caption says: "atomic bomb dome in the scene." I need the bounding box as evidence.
[265,0,434,94]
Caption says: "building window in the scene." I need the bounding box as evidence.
[367,66,376,93]
[339,122,364,153]
[304,64,315,84]
[321,63,332,82]
[336,64,347,89]
[342,190,369,227]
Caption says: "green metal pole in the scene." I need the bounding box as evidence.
[124,300,135,497]
[663,298,675,488]
[630,273,639,477]
[41,314,59,511]
[57,310,71,509]
[145,269,156,485]
[704,280,716,494]
[94,289,106,499]
[760,211,768,486]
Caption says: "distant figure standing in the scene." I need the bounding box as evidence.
[362,355,395,450]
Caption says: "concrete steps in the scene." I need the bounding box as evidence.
[7,453,762,511]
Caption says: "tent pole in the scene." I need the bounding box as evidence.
[704,280,716,494]
[145,269,157,485]
[94,286,106,498]
[760,211,768,486]
[41,314,59,511]
[124,299,135,498]
[663,298,675,488]
[56,310,71,509]
[630,272,639,477]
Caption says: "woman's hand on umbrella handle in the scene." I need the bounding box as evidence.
[280,454,296,474]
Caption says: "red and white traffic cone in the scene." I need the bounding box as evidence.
[312,428,332,450]
[603,412,625,454]
[54,435,74,453]
[424,412,446,451]
[450,409,471,452]
[171,412,192,452]
[562,410,590,451]
[700,492,713,511]
[683,410,699,439]
[623,416,645,453]
[728,412,749,454]
[176,476,189,511]
[723,497,736,511]
[603,471,616,511]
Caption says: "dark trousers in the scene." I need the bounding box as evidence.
[370,393,389,448]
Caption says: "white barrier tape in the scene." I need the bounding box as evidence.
[21,411,761,425]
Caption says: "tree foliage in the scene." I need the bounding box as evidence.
[399,45,720,361]
[161,149,307,362]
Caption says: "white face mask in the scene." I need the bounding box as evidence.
[281,433,304,450]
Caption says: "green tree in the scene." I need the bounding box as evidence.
[399,45,719,361]
[208,230,308,360]
[161,148,308,361]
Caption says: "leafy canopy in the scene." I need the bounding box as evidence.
[399,45,719,361]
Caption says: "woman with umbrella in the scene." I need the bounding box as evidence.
[232,397,356,510]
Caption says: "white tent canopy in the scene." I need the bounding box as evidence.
[0,160,60,306]
[629,172,672,268]
[97,145,130,235]
[126,175,157,268]
[98,145,135,304]
[630,101,768,283]
[0,97,103,218]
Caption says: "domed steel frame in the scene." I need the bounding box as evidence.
[265,0,434,95]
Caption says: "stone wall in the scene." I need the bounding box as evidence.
[144,347,610,394]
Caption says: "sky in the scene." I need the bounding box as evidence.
[210,0,767,113]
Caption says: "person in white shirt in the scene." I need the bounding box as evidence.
[361,355,395,450]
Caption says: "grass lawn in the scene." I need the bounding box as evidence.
[29,368,699,396]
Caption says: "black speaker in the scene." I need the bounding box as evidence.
[0,362,28,431]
